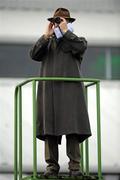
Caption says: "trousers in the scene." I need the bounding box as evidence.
[45,134,81,172]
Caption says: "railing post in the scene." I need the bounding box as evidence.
[32,80,37,178]
[80,82,85,174]
[18,86,22,180]
[80,143,84,173]
[14,87,18,180]
[85,87,89,175]
[96,82,102,180]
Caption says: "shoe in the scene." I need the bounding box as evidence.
[69,170,84,177]
[43,169,59,178]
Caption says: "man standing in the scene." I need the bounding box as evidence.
[29,7,91,178]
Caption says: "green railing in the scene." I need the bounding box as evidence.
[14,77,103,180]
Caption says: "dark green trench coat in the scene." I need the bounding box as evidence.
[29,30,91,144]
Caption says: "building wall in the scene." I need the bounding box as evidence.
[0,79,120,173]
[0,10,120,45]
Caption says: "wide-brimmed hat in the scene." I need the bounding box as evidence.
[47,8,76,23]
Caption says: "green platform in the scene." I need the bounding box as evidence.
[21,174,102,180]
[14,77,103,180]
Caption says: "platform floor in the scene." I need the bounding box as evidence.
[0,173,120,180]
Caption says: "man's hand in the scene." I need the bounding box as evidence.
[44,22,54,39]
[59,17,68,34]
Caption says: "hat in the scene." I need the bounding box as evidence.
[47,8,76,23]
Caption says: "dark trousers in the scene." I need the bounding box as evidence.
[45,134,81,172]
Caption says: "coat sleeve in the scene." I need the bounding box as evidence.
[63,30,87,59]
[29,35,49,62]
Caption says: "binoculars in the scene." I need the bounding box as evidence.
[51,17,63,24]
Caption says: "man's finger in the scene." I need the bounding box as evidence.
[60,17,67,23]
[49,22,53,26]
[49,22,53,28]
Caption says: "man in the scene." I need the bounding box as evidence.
[29,7,91,178]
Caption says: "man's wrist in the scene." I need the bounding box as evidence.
[61,29,68,34]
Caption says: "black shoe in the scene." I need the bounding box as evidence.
[69,170,84,177]
[43,169,59,178]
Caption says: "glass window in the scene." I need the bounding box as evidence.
[0,44,120,80]
[0,43,40,77]
[111,47,120,80]
[82,47,106,79]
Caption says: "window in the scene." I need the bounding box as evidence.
[0,44,120,79]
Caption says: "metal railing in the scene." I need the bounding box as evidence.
[14,77,103,180]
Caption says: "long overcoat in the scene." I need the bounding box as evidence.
[29,30,92,144]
